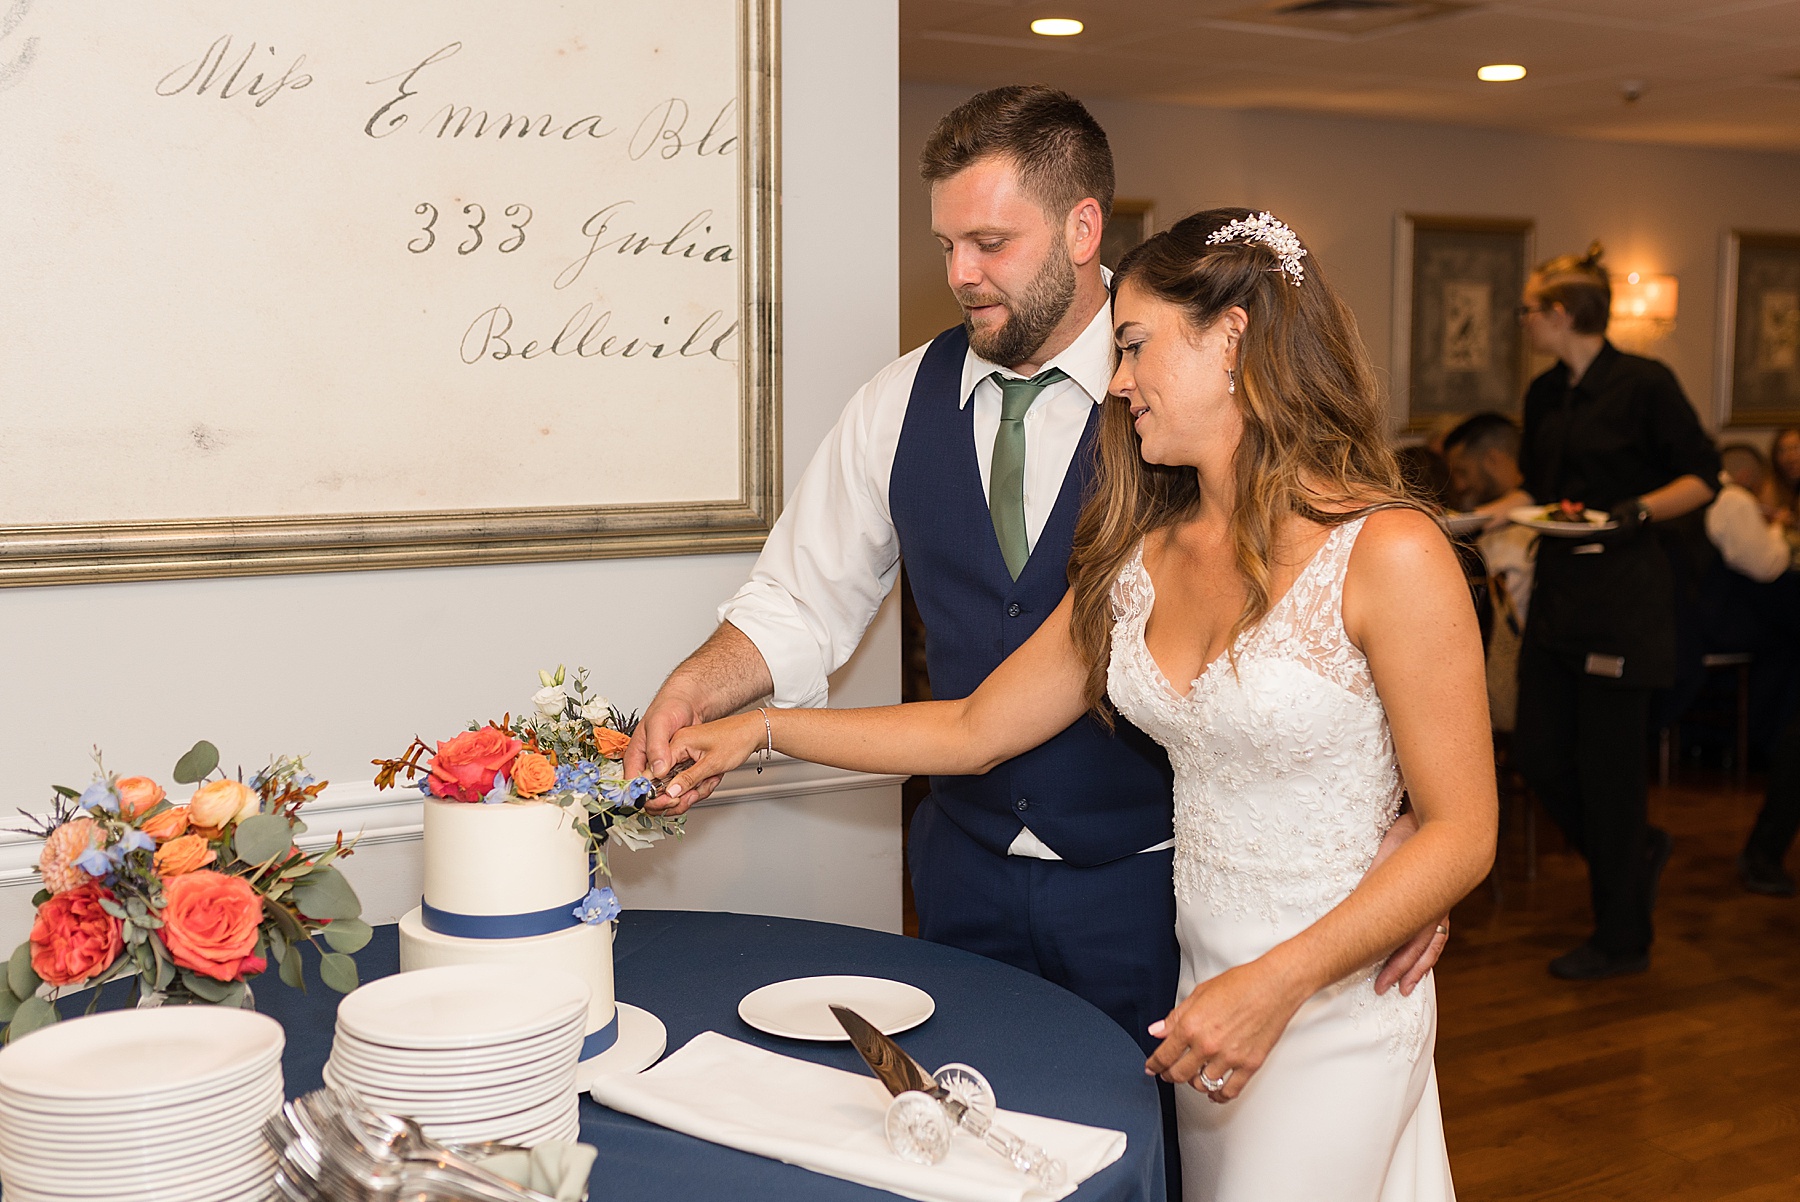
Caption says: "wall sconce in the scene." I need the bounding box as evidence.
[1610,271,1677,350]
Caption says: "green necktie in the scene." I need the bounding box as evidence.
[987,367,1068,579]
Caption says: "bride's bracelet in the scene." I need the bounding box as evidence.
[756,706,773,773]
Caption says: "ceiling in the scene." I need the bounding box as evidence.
[900,0,1800,153]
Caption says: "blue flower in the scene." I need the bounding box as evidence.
[74,848,112,879]
[415,775,434,795]
[555,760,603,800]
[116,830,154,856]
[626,776,656,803]
[481,771,511,804]
[80,780,120,813]
[572,886,621,925]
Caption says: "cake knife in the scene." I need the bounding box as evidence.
[829,1003,1066,1188]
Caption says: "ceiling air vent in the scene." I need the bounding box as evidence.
[1215,0,1478,38]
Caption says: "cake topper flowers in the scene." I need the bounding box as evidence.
[373,666,684,875]
[1,744,367,1042]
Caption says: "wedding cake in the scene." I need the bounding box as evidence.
[398,797,618,1060]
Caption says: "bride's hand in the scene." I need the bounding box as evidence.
[1144,957,1309,1103]
[658,712,768,812]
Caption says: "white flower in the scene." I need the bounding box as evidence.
[579,696,613,723]
[609,820,663,851]
[533,684,569,717]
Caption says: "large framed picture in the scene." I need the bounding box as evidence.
[0,0,779,586]
[1391,215,1534,431]
[1718,231,1800,427]
[1100,199,1155,271]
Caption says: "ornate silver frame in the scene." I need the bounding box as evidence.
[0,0,780,587]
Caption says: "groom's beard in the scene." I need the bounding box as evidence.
[957,246,1076,369]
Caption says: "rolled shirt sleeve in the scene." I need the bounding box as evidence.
[718,348,925,709]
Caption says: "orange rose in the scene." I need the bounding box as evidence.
[140,805,192,842]
[38,817,99,895]
[426,727,523,803]
[29,883,123,987]
[154,833,217,877]
[511,752,556,798]
[157,870,265,981]
[188,779,259,828]
[591,727,631,759]
[116,777,166,819]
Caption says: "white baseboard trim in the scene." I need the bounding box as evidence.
[0,758,905,890]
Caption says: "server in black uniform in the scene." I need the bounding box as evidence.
[1508,244,1720,980]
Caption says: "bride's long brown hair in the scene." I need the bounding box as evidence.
[1069,208,1417,713]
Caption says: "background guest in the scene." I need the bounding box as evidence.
[1768,426,1800,525]
[1444,413,1535,730]
[1496,243,1720,980]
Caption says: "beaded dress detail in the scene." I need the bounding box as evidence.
[1107,517,1454,1202]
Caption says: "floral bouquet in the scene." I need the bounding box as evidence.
[373,666,683,884]
[0,742,366,1042]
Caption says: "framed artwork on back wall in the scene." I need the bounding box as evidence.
[1718,231,1800,427]
[1391,215,1535,433]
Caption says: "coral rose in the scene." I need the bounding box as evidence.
[140,805,192,842]
[154,833,217,877]
[511,752,556,798]
[115,777,166,819]
[29,882,123,987]
[38,817,100,895]
[158,870,264,981]
[590,727,631,759]
[427,727,523,803]
[188,780,259,828]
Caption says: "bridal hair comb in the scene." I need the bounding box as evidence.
[1205,212,1307,287]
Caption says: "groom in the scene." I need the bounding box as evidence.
[629,85,1442,1191]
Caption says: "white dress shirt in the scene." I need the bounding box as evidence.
[1706,481,1790,583]
[720,296,1168,859]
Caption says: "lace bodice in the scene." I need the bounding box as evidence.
[1108,518,1406,925]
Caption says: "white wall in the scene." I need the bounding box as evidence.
[0,0,903,942]
[901,83,1800,433]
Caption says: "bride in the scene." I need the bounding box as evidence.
[663,208,1495,1201]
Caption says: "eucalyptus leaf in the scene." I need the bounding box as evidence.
[5,996,57,1040]
[7,944,41,1001]
[279,947,305,991]
[0,987,20,1022]
[172,740,220,785]
[318,952,359,994]
[320,918,372,955]
[30,889,50,907]
[290,819,308,836]
[233,814,293,866]
[126,898,148,919]
[218,981,248,1009]
[263,897,308,943]
[179,970,231,1003]
[291,867,361,921]
[97,898,129,920]
[155,948,176,992]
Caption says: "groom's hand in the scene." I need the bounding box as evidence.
[630,691,722,814]
[1369,809,1449,995]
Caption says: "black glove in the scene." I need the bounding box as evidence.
[1608,497,1652,536]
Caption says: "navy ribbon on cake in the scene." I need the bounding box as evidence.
[581,1010,620,1058]
[419,895,588,939]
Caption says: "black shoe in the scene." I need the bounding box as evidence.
[1549,943,1650,980]
[1738,849,1796,897]
[1645,826,1673,911]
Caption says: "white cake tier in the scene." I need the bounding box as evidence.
[398,906,616,1049]
[422,796,590,917]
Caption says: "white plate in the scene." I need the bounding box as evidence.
[737,975,935,1041]
[0,1007,284,1101]
[326,1051,575,1097]
[421,1095,580,1145]
[577,1002,666,1089]
[0,1080,281,1144]
[1507,504,1618,536]
[0,1070,281,1125]
[332,1019,583,1067]
[0,1145,275,1200]
[1443,511,1488,535]
[1,1125,272,1187]
[324,1061,572,1115]
[335,964,589,1050]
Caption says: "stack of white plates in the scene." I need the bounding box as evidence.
[324,964,588,1147]
[0,1006,284,1202]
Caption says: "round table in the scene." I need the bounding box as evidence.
[253,910,1165,1201]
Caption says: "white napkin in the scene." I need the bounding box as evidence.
[588,1032,1126,1202]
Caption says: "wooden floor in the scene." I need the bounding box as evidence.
[1439,772,1800,1201]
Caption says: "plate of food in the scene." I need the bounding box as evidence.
[1507,501,1618,536]
[1443,511,1489,535]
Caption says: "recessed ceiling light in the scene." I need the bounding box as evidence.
[1478,64,1527,82]
[1031,18,1084,36]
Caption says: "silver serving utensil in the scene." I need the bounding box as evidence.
[830,1004,1066,1189]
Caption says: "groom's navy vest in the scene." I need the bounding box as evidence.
[890,326,1174,867]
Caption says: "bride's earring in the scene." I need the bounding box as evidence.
[1226,367,1236,395]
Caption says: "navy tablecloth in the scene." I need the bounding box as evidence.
[249,910,1164,1201]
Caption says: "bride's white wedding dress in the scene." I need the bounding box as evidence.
[1108,517,1456,1202]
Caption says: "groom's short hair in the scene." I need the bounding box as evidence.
[919,85,1114,222]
